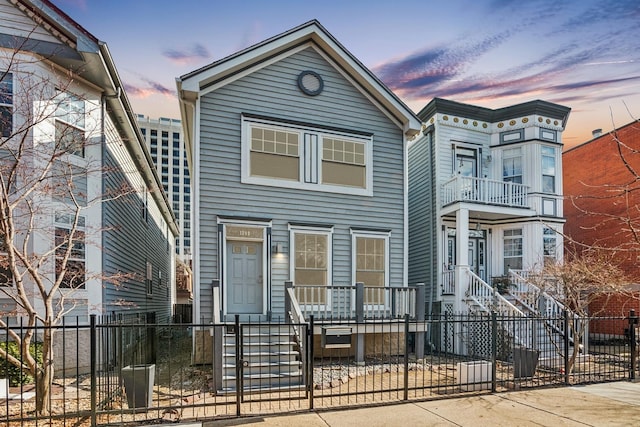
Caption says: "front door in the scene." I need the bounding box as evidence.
[227,241,263,314]
[468,236,486,281]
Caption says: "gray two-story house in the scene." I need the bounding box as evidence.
[177,20,420,390]
[178,20,420,325]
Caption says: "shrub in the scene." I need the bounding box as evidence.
[0,341,44,386]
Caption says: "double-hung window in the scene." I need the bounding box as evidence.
[55,214,86,289]
[502,147,522,184]
[290,226,332,306]
[541,146,556,193]
[503,228,523,273]
[352,230,389,305]
[55,92,85,157]
[543,227,557,265]
[243,116,372,196]
[0,72,12,138]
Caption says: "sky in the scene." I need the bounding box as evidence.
[53,0,640,149]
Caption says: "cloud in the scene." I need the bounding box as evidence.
[374,30,513,96]
[162,43,210,65]
[123,77,175,99]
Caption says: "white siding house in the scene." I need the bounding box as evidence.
[0,0,178,327]
[409,98,571,322]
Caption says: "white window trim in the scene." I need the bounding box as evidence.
[241,116,373,196]
[289,224,333,312]
[53,213,87,294]
[351,229,390,311]
[541,145,557,194]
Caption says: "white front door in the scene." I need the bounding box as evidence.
[227,241,263,314]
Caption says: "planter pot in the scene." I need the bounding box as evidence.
[513,347,539,378]
[122,364,155,408]
[457,361,492,391]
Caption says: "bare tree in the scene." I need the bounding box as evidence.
[0,42,133,415]
[528,247,632,373]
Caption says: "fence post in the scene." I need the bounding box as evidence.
[563,310,570,385]
[355,282,365,364]
[629,310,638,380]
[90,314,97,427]
[309,315,314,410]
[491,311,497,392]
[415,283,426,359]
[235,314,241,416]
[404,314,409,400]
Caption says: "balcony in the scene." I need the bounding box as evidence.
[441,176,529,208]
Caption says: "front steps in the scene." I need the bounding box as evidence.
[220,324,304,393]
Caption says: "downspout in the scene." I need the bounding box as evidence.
[101,87,120,315]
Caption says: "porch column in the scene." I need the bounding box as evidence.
[454,208,470,313]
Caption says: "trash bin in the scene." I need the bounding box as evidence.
[122,364,155,408]
[513,347,539,378]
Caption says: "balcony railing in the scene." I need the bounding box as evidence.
[441,175,529,208]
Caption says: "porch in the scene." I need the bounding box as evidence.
[284,281,428,361]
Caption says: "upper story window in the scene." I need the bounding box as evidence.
[55,91,85,157]
[0,72,12,138]
[502,147,522,184]
[242,116,373,196]
[55,213,86,289]
[250,126,300,181]
[541,146,556,193]
[453,146,478,177]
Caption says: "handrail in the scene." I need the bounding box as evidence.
[465,269,524,316]
[509,270,576,345]
[464,268,529,347]
[286,286,306,325]
[285,285,305,353]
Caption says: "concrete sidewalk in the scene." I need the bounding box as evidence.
[168,381,640,427]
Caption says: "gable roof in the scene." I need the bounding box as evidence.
[177,20,421,151]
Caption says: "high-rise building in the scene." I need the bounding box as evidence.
[138,116,191,264]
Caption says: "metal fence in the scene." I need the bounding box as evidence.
[0,311,637,426]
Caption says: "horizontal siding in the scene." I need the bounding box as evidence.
[102,117,173,323]
[197,47,406,319]
[408,133,438,311]
[0,0,60,43]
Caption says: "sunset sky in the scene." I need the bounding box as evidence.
[54,0,640,148]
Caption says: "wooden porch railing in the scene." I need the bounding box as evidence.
[284,281,425,322]
[441,269,455,294]
[441,175,529,208]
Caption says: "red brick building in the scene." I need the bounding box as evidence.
[563,120,640,335]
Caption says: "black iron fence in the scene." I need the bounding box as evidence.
[0,311,637,426]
